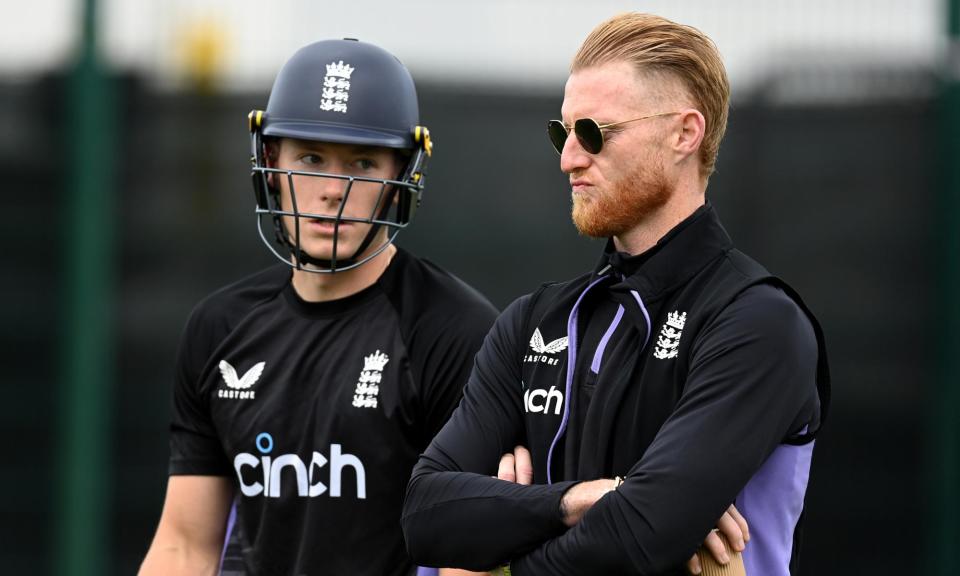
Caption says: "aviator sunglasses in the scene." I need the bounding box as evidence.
[547,112,680,154]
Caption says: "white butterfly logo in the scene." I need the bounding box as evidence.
[219,360,266,390]
[529,328,568,354]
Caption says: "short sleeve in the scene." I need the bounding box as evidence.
[412,300,499,444]
[168,303,231,476]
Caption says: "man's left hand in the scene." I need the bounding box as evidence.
[686,504,749,575]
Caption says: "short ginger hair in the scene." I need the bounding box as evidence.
[572,13,730,178]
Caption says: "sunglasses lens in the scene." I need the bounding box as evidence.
[574,119,603,154]
[547,120,568,154]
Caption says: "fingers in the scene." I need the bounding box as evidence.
[703,529,730,565]
[514,445,533,485]
[497,446,532,485]
[716,507,746,552]
[725,503,750,543]
[696,504,749,571]
[497,452,516,483]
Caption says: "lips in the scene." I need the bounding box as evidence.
[306,218,354,233]
[570,179,592,193]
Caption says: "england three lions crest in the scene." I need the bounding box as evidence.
[653,311,686,360]
[352,350,387,409]
[321,60,354,114]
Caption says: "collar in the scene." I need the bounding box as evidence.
[281,247,409,317]
[592,204,733,302]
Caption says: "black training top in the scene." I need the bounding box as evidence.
[168,247,498,576]
[402,206,829,575]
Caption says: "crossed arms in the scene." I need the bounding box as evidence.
[402,287,819,574]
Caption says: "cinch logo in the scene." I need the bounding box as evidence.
[233,432,366,499]
[524,328,568,366]
[524,385,564,415]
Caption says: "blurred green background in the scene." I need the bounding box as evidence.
[1,1,957,574]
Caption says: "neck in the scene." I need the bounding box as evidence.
[613,179,706,255]
[290,244,397,302]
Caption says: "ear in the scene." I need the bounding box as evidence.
[264,140,280,187]
[672,108,705,164]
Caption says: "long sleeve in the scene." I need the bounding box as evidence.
[406,284,821,575]
[509,285,820,575]
[402,295,577,571]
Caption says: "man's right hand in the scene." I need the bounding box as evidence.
[497,445,534,485]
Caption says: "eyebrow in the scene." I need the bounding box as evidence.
[561,117,617,127]
[290,141,384,155]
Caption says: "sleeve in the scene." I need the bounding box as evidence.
[168,303,232,476]
[507,284,822,575]
[402,295,578,571]
[413,299,499,444]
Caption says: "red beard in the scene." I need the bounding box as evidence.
[571,154,673,238]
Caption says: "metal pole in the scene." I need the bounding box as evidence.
[932,0,960,573]
[57,0,115,573]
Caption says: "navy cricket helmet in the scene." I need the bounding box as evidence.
[249,38,433,273]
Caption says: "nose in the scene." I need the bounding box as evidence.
[559,131,591,174]
[314,173,349,204]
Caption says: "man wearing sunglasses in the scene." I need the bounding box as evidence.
[403,12,829,576]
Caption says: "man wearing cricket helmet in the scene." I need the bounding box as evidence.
[140,38,497,576]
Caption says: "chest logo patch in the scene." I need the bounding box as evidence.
[218,360,265,399]
[352,350,388,409]
[523,382,564,416]
[321,60,354,114]
[654,311,687,360]
[525,328,568,366]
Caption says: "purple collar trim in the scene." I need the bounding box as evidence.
[591,304,625,374]
[545,282,653,484]
[546,274,609,484]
